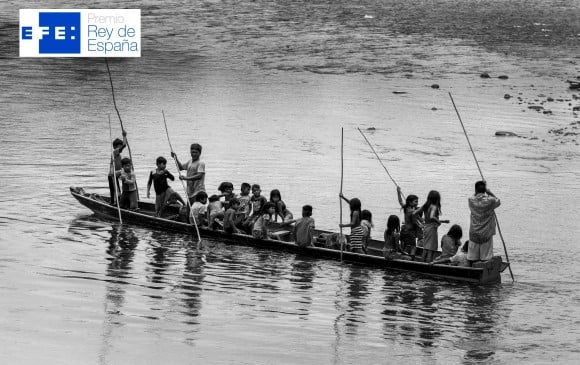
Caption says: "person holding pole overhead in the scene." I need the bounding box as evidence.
[468,181,501,264]
[339,194,365,253]
[171,143,206,205]
[396,186,423,259]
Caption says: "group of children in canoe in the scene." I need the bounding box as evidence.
[337,188,464,265]
[108,139,316,247]
[109,137,501,267]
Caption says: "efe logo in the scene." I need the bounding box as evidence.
[21,12,81,54]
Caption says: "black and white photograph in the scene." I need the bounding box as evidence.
[1,0,579,364]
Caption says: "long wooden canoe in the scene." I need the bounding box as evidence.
[70,186,506,284]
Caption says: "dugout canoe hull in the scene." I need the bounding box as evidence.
[70,186,505,284]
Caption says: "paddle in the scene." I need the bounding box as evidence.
[108,114,122,224]
[105,58,139,200]
[449,92,515,282]
[161,110,203,248]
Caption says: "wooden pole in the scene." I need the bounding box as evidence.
[340,128,344,262]
[108,114,122,224]
[449,92,514,282]
[357,127,399,187]
[105,58,139,200]
[162,110,202,246]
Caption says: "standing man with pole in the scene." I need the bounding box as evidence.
[162,111,203,246]
[449,92,514,281]
[468,181,501,265]
[171,143,206,205]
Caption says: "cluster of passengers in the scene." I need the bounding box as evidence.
[109,137,501,268]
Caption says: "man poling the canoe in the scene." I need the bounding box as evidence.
[449,92,514,282]
[161,110,204,248]
[105,58,139,200]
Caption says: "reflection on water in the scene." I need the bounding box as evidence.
[462,286,504,364]
[288,257,315,320]
[344,267,371,336]
[1,213,577,364]
[100,225,138,365]
[182,248,205,323]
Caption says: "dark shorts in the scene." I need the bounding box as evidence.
[400,227,417,247]
[120,190,138,209]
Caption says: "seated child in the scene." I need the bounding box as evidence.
[235,182,252,227]
[190,191,208,226]
[119,157,138,210]
[292,205,315,247]
[383,215,408,260]
[218,182,236,210]
[431,240,470,267]
[224,198,243,234]
[146,156,185,217]
[252,202,276,239]
[349,209,373,254]
[269,189,293,222]
[208,194,225,229]
[243,184,268,233]
[439,224,463,260]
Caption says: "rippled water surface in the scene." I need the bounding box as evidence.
[1,0,580,364]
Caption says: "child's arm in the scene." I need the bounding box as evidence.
[428,205,441,225]
[120,173,136,188]
[339,211,359,228]
[396,186,405,208]
[279,218,298,226]
[412,205,424,218]
[125,173,136,184]
[146,171,153,198]
[165,170,175,181]
[338,193,350,205]
[117,130,128,153]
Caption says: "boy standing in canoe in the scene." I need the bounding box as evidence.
[146,156,186,217]
[172,143,205,204]
[119,157,138,210]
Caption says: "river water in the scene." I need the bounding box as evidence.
[1,0,579,364]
